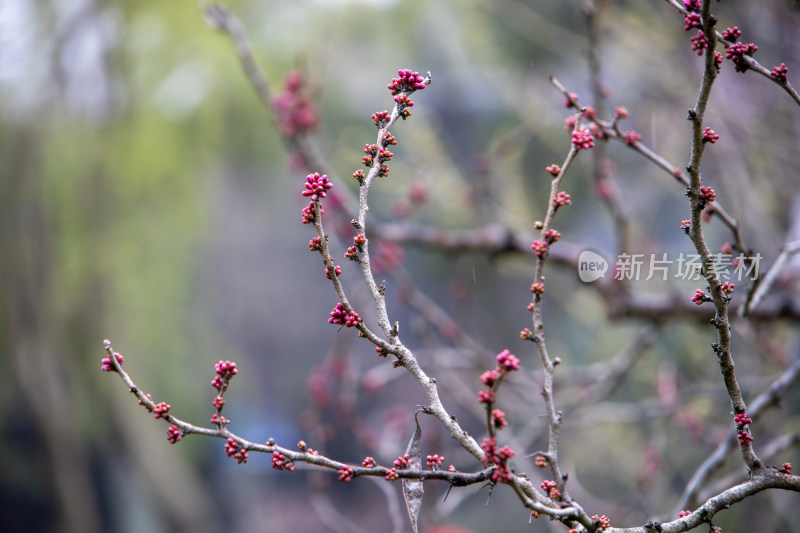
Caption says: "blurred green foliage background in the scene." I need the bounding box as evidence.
[2,0,799,532]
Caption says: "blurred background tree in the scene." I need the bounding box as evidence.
[1,0,799,532]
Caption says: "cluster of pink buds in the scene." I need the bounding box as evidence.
[534,455,547,468]
[387,69,427,95]
[563,92,579,108]
[272,71,318,137]
[167,425,182,444]
[691,289,711,305]
[771,63,789,83]
[678,510,692,519]
[690,30,708,55]
[302,172,333,201]
[530,282,545,295]
[300,202,320,225]
[722,27,742,41]
[329,302,361,327]
[681,219,691,235]
[272,450,294,471]
[426,454,445,468]
[698,186,716,209]
[738,430,754,447]
[582,106,596,120]
[101,351,125,372]
[362,456,376,468]
[308,236,322,252]
[726,42,758,72]
[212,360,238,390]
[734,412,752,427]
[683,0,700,12]
[572,129,595,150]
[592,514,611,530]
[491,408,507,429]
[531,240,549,257]
[385,468,399,481]
[225,438,248,464]
[325,265,342,279]
[372,110,390,127]
[338,465,354,482]
[781,463,793,474]
[720,282,735,296]
[683,12,701,31]
[210,413,228,426]
[544,229,561,243]
[480,437,515,483]
[478,389,495,405]
[734,414,754,448]
[541,479,561,500]
[394,454,411,468]
[553,191,572,208]
[497,349,520,372]
[212,397,226,410]
[614,106,629,120]
[153,402,171,419]
[702,127,719,144]
[624,131,641,145]
[546,164,561,176]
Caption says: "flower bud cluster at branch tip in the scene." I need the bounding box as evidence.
[302,173,333,201]
[387,69,427,95]
[546,164,561,176]
[212,360,238,390]
[362,456,376,468]
[614,106,629,120]
[329,302,361,327]
[101,351,124,372]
